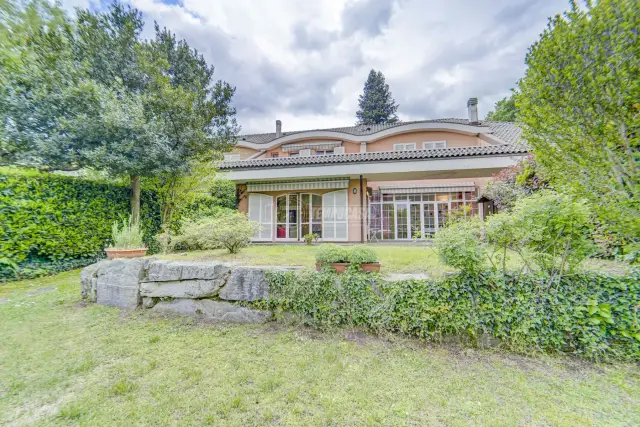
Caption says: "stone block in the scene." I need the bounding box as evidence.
[140,279,225,299]
[146,260,232,282]
[80,260,108,302]
[218,266,274,301]
[96,259,149,309]
[152,299,270,323]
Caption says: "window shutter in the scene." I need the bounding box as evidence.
[334,146,345,155]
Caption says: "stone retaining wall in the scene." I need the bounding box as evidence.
[80,259,299,323]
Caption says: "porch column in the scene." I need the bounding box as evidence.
[347,177,367,242]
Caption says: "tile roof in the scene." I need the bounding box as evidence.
[235,119,521,145]
[219,144,528,170]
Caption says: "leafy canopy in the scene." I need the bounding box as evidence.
[516,0,639,242]
[485,93,518,121]
[355,69,399,125]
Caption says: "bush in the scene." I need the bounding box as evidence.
[168,195,234,232]
[347,246,378,264]
[315,244,349,263]
[160,211,259,254]
[434,217,485,275]
[0,168,161,281]
[266,268,640,361]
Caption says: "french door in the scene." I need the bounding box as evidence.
[276,193,325,240]
[248,194,273,241]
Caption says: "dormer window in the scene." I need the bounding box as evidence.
[423,141,447,149]
[223,154,241,161]
[289,152,299,158]
[393,143,416,152]
[316,150,334,156]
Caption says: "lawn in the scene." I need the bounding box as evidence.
[1,270,639,426]
[157,244,630,277]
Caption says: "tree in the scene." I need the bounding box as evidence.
[517,0,639,243]
[1,1,238,224]
[485,93,518,121]
[355,69,399,125]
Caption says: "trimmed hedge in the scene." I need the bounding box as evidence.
[0,169,161,281]
[265,268,640,361]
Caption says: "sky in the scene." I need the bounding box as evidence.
[60,0,571,135]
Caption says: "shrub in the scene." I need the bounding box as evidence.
[434,217,485,275]
[315,244,349,263]
[266,268,640,361]
[160,212,258,254]
[347,246,378,264]
[0,168,161,281]
[109,216,144,249]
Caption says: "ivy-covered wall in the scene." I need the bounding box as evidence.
[0,169,161,281]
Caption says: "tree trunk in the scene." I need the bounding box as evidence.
[130,175,141,225]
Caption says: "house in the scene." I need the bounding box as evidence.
[219,98,527,243]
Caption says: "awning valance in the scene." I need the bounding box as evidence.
[247,178,349,192]
[378,182,476,194]
[281,141,342,152]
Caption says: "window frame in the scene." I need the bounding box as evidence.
[422,141,447,150]
[393,143,417,152]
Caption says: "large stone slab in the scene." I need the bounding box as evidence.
[146,260,233,282]
[96,259,150,309]
[152,299,270,323]
[218,266,298,302]
[140,279,224,299]
[80,261,107,302]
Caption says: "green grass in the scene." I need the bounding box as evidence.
[1,271,640,425]
[157,244,630,277]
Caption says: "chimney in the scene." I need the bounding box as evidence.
[467,97,479,124]
[275,120,282,138]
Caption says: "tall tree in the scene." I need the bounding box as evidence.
[355,69,399,125]
[485,93,518,121]
[1,1,238,224]
[517,0,639,243]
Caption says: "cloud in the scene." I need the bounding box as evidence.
[62,0,570,133]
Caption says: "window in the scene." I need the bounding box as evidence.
[423,141,447,150]
[322,190,348,240]
[315,150,334,156]
[248,194,273,240]
[289,152,299,157]
[271,153,279,158]
[223,154,241,161]
[393,143,416,152]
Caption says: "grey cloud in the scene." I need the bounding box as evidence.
[291,24,338,51]
[341,0,397,37]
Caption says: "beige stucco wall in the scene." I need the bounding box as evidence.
[233,130,486,158]
[231,146,260,159]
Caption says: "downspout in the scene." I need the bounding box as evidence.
[360,175,365,243]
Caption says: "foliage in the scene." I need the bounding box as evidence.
[485,93,518,121]
[516,0,639,244]
[266,268,640,361]
[346,245,379,264]
[315,244,349,264]
[0,1,238,222]
[159,212,258,254]
[208,178,237,209]
[434,217,485,275]
[109,216,145,249]
[0,168,160,281]
[355,69,399,125]
[482,155,547,210]
[303,233,318,245]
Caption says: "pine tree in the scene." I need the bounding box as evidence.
[355,69,399,125]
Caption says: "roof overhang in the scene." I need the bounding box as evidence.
[234,122,495,150]
[223,153,526,183]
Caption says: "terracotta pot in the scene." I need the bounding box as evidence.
[316,262,381,273]
[105,248,148,260]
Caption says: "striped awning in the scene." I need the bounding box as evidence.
[247,178,349,192]
[281,141,342,152]
[378,182,476,194]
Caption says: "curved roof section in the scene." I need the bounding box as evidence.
[220,144,528,170]
[234,118,521,149]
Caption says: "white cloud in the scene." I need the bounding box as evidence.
[62,0,570,133]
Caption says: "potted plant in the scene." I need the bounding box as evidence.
[315,245,381,273]
[105,216,147,259]
[315,244,350,273]
[347,245,381,272]
[303,233,319,245]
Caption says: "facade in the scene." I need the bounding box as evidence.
[220,98,527,243]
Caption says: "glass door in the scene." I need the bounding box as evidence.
[436,202,449,230]
[395,203,409,239]
[301,194,322,238]
[410,203,422,239]
[424,203,436,235]
[276,194,300,240]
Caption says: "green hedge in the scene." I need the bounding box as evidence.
[265,268,640,361]
[0,169,161,281]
